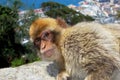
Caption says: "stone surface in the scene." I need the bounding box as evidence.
[0,61,59,80]
[1,61,120,80]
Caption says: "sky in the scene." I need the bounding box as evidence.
[0,0,83,10]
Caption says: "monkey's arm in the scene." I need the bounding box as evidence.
[55,55,70,80]
[57,70,69,80]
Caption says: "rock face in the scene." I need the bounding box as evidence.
[1,61,120,80]
[0,61,59,80]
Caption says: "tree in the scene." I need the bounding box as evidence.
[0,0,39,68]
[0,5,21,68]
[41,1,94,25]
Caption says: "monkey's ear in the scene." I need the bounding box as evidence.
[56,17,68,28]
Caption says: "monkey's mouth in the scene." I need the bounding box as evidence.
[43,48,54,57]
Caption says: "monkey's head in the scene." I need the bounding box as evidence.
[29,17,67,61]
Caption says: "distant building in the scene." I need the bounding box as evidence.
[70,0,120,24]
[96,0,119,4]
[18,8,45,20]
[68,4,77,9]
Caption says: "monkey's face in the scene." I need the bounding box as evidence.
[34,30,60,61]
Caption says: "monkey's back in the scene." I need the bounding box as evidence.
[60,22,120,80]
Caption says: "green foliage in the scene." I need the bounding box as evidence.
[11,53,40,67]
[21,42,40,63]
[41,1,65,10]
[25,53,40,63]
[11,58,24,67]
[41,1,94,25]
[0,5,18,68]
[0,0,39,68]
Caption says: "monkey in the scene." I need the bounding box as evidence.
[29,17,120,80]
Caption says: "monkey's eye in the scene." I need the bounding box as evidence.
[44,32,49,37]
[34,37,41,47]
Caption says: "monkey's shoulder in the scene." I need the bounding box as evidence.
[61,22,110,40]
[60,22,118,50]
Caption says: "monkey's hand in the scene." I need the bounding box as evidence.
[57,71,70,80]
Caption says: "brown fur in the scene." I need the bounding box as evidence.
[29,18,120,80]
[60,22,120,80]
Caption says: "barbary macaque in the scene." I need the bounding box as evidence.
[29,17,120,80]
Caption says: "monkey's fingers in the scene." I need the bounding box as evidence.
[56,71,70,80]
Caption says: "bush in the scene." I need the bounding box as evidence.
[11,53,40,67]
[0,5,18,68]
[0,4,39,68]
[11,58,25,67]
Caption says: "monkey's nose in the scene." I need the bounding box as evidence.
[40,41,46,50]
[41,44,46,50]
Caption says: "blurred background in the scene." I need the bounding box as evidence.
[0,0,120,68]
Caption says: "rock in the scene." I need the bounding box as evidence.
[0,61,59,80]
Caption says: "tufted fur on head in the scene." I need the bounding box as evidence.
[29,17,68,41]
